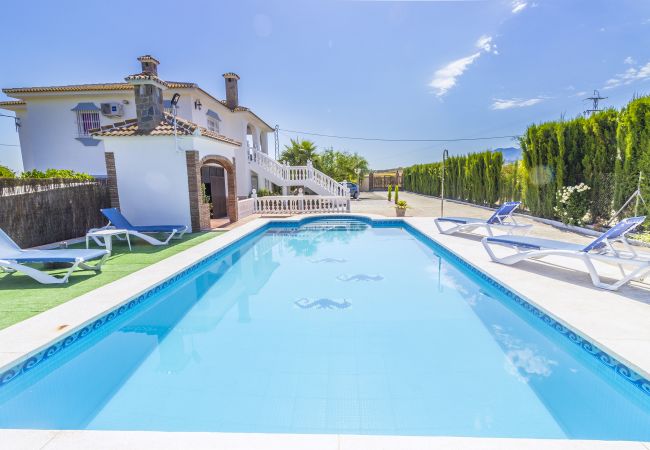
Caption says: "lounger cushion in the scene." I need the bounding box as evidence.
[436,217,487,225]
[485,236,585,252]
[132,225,185,233]
[1,249,108,264]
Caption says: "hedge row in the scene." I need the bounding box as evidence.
[402,151,504,206]
[403,96,650,223]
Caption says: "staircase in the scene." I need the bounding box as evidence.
[250,149,350,197]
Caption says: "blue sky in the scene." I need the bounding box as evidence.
[1,0,650,171]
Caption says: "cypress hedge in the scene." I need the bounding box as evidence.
[402,95,650,223]
[403,150,503,206]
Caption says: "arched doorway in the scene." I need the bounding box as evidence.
[200,155,238,224]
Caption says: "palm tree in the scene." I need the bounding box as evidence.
[278,139,320,167]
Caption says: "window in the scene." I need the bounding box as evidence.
[207,118,219,133]
[76,110,100,136]
[206,109,221,133]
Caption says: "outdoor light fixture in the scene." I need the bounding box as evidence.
[170,93,181,107]
[194,99,202,110]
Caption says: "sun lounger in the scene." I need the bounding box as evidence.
[94,208,188,246]
[481,216,648,291]
[434,201,530,236]
[0,229,108,284]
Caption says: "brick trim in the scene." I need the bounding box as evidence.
[104,152,120,209]
[185,151,202,232]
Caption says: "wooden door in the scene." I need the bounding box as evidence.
[211,173,227,218]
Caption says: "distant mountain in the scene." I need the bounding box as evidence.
[493,147,522,163]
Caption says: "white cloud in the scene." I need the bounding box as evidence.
[429,35,497,97]
[491,97,545,110]
[604,61,650,89]
[624,56,636,65]
[511,0,527,14]
[476,35,498,55]
[430,52,481,97]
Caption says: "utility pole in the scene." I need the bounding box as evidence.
[584,90,607,116]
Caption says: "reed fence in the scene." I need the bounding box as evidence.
[0,178,109,248]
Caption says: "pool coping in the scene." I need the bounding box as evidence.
[1,214,650,449]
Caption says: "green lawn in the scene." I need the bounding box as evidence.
[0,232,223,330]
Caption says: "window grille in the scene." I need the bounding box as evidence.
[76,110,100,136]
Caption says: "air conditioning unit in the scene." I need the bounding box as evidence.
[100,102,124,117]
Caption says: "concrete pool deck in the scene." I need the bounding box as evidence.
[1,212,649,449]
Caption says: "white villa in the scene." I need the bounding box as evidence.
[0,55,348,230]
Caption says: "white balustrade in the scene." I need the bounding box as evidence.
[253,195,350,214]
[249,149,350,198]
[237,197,255,219]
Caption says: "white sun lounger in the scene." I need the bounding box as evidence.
[0,229,109,284]
[481,216,649,291]
[434,201,531,236]
[91,208,188,247]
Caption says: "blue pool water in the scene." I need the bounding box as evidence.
[1,218,649,439]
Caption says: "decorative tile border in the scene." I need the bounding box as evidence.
[402,221,650,399]
[1,215,649,403]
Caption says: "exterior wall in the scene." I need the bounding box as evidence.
[105,137,192,230]
[3,86,272,194]
[13,95,136,176]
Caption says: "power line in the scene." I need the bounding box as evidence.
[279,128,521,143]
[0,143,19,147]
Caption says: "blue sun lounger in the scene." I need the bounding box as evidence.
[0,229,108,284]
[434,201,531,236]
[482,216,649,291]
[95,208,188,246]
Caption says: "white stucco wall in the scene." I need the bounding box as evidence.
[4,83,273,196]
[106,137,192,230]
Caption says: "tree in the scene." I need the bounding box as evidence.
[319,148,369,181]
[278,139,320,167]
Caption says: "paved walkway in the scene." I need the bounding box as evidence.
[351,191,599,245]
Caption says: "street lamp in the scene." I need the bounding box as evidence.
[171,93,181,152]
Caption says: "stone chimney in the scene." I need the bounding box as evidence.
[138,55,159,75]
[127,55,166,133]
[223,72,240,109]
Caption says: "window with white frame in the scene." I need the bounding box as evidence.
[207,117,220,133]
[75,110,100,136]
[206,109,221,133]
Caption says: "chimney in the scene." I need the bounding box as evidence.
[126,55,166,133]
[223,72,240,109]
[138,54,159,75]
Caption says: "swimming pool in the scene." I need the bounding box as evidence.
[0,217,649,439]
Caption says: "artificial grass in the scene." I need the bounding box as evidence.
[0,231,224,330]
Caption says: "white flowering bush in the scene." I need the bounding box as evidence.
[554,183,591,226]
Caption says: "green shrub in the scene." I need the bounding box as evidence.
[394,185,399,204]
[21,168,93,180]
[254,188,274,197]
[387,184,392,201]
[554,183,592,226]
[0,165,15,178]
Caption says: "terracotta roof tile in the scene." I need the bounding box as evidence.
[137,55,160,65]
[2,81,195,94]
[91,113,241,146]
[0,100,26,107]
[124,72,168,86]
